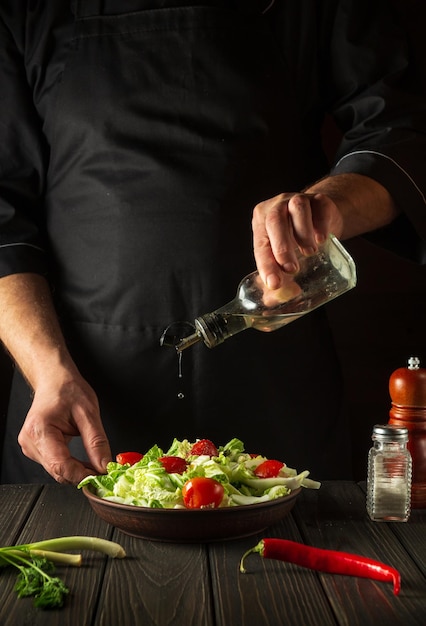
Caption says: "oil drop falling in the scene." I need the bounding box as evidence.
[160,321,195,401]
[177,352,184,399]
[178,351,183,378]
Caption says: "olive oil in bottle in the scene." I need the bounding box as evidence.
[174,234,356,352]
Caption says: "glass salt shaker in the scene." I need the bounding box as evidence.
[367,424,412,522]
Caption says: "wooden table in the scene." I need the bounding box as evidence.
[0,482,424,625]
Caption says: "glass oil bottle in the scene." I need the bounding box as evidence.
[174,234,356,352]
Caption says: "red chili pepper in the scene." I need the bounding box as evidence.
[239,538,401,595]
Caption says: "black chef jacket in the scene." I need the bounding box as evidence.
[1,0,425,483]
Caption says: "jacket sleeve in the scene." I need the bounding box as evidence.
[324,0,426,260]
[0,10,48,278]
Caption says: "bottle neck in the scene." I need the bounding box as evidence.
[194,307,249,348]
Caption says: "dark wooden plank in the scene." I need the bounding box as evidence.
[0,485,118,626]
[293,482,426,626]
[94,531,214,626]
[358,480,426,578]
[1,484,424,626]
[0,484,42,544]
[389,508,426,578]
[208,511,337,626]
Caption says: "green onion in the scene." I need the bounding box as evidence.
[0,536,126,609]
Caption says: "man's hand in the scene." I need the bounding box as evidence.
[0,272,112,484]
[252,191,343,290]
[18,374,111,484]
[252,173,399,290]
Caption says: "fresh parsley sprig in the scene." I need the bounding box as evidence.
[0,536,125,609]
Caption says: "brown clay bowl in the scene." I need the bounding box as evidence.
[82,486,301,542]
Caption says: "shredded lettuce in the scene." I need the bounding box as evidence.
[78,438,320,508]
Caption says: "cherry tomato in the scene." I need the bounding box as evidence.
[181,477,224,509]
[190,439,219,457]
[116,452,144,466]
[158,456,188,474]
[254,459,285,478]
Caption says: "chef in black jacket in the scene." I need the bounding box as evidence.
[0,0,425,484]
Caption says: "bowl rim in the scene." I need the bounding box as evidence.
[82,484,302,515]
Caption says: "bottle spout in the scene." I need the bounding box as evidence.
[160,321,198,350]
[175,332,202,353]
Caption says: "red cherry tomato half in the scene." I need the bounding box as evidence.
[254,459,285,478]
[181,477,224,509]
[190,439,219,457]
[116,452,144,466]
[158,456,188,474]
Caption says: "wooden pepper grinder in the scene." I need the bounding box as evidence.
[389,356,426,508]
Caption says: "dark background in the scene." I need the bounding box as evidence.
[327,236,426,479]
[1,0,425,480]
[321,109,426,480]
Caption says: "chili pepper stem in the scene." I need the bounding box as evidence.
[239,540,265,573]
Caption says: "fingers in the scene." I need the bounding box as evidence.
[74,406,112,477]
[18,419,92,484]
[252,191,340,289]
[309,193,341,243]
[18,380,112,485]
[252,193,295,290]
[252,192,314,289]
[20,421,111,484]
